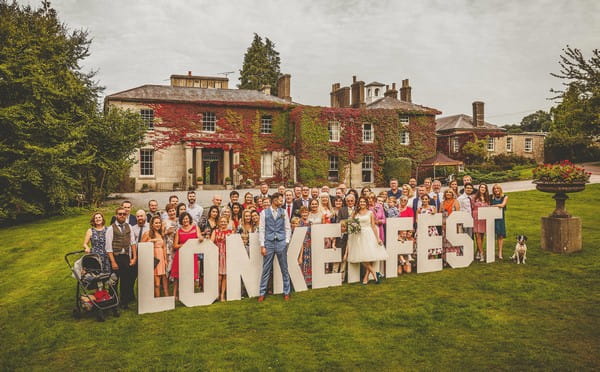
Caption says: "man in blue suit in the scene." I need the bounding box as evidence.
[258,192,292,302]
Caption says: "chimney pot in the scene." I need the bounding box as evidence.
[352,75,357,83]
[400,79,412,102]
[386,84,389,91]
[188,71,192,76]
[472,101,485,127]
[392,82,396,90]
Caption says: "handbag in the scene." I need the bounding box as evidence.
[153,257,160,268]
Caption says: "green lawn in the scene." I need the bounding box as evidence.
[1,186,599,370]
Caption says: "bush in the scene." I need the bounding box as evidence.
[383,157,412,184]
[491,154,536,169]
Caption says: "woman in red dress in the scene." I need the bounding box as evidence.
[171,212,202,300]
[212,216,233,301]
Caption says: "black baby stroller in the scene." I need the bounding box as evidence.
[65,250,120,321]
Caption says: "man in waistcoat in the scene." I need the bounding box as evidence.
[258,192,291,302]
[106,206,138,309]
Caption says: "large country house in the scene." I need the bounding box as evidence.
[105,72,441,191]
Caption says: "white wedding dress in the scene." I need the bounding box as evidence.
[347,211,388,263]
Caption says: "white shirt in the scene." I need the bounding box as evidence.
[458,193,473,214]
[429,190,444,203]
[187,203,204,225]
[258,206,291,247]
[105,223,136,254]
[131,223,150,243]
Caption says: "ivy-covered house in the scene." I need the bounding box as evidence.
[105,73,295,191]
[104,72,442,191]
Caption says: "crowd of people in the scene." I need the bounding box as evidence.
[82,177,508,307]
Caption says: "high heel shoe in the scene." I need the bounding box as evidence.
[375,272,382,284]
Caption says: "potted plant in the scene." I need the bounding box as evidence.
[533,160,591,217]
[196,176,203,185]
[224,176,232,185]
[140,183,150,193]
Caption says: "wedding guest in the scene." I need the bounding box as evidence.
[417,194,440,259]
[161,195,179,219]
[110,200,136,226]
[242,192,255,210]
[227,190,240,210]
[423,177,433,193]
[230,202,243,230]
[172,212,202,300]
[460,175,473,194]
[221,207,234,230]
[290,216,300,231]
[212,216,233,302]
[386,196,400,218]
[146,199,160,222]
[368,192,386,242]
[398,196,414,218]
[449,179,459,197]
[441,189,461,260]
[332,220,349,277]
[200,206,219,240]
[297,206,313,287]
[360,186,372,199]
[176,203,187,219]
[472,183,491,261]
[408,177,417,192]
[491,184,508,260]
[162,203,178,276]
[83,212,110,273]
[277,184,286,195]
[141,216,169,297]
[186,191,203,225]
[331,196,344,223]
[293,185,302,200]
[292,186,311,217]
[307,199,322,225]
[283,190,295,221]
[319,193,333,223]
[239,209,255,253]
[310,187,320,200]
[251,210,260,230]
[457,183,474,237]
[387,178,402,199]
[105,206,137,309]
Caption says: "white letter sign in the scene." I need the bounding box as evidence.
[416,213,443,273]
[445,211,474,269]
[138,242,175,314]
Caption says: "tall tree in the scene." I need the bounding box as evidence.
[545,46,600,161]
[238,33,281,95]
[0,1,144,222]
[520,110,552,132]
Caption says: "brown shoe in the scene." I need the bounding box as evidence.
[257,296,265,302]
[284,295,290,301]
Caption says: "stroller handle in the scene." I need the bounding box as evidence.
[64,249,86,267]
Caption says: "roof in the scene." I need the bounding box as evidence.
[105,85,292,105]
[366,96,442,115]
[435,114,505,132]
[170,75,228,81]
[365,81,386,87]
[420,152,463,166]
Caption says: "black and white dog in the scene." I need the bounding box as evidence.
[512,235,528,264]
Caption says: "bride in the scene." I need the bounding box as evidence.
[347,196,388,284]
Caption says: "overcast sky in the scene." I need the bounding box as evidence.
[21,0,599,125]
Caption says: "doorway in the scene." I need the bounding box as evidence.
[202,149,222,185]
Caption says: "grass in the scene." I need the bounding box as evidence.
[1,186,599,370]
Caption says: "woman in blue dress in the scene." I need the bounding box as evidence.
[82,212,111,273]
[491,184,509,260]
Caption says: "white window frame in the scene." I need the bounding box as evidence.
[140,109,154,129]
[140,149,154,176]
[399,115,409,126]
[260,115,272,134]
[362,154,373,183]
[452,136,459,153]
[400,131,410,145]
[506,137,513,152]
[328,155,339,181]
[362,123,374,143]
[524,138,533,153]
[261,152,273,178]
[487,137,495,152]
[202,112,216,132]
[328,121,340,142]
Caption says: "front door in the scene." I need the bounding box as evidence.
[203,149,222,185]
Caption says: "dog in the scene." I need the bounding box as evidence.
[512,235,528,264]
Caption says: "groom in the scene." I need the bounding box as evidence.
[258,192,292,302]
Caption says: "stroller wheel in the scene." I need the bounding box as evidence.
[96,310,106,322]
[112,308,120,318]
[72,308,81,319]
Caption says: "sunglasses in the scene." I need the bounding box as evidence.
[117,212,127,216]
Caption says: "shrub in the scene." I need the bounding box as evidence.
[383,157,412,184]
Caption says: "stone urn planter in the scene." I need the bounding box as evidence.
[534,181,586,254]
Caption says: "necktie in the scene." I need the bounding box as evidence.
[287,204,291,218]
[118,223,123,232]
[137,226,143,243]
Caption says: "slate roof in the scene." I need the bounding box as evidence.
[105,85,292,105]
[365,81,386,87]
[366,96,441,115]
[435,114,505,132]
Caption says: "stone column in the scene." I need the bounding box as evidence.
[233,151,240,186]
[185,145,193,189]
[195,147,203,185]
[223,149,230,185]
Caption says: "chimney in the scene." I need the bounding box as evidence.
[351,76,365,108]
[384,82,398,99]
[472,101,485,127]
[400,79,412,102]
[277,74,291,102]
[260,84,271,96]
[188,71,192,76]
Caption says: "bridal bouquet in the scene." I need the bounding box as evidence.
[347,218,361,234]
